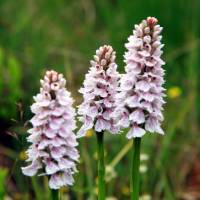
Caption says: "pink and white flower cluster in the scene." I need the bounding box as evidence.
[77,45,120,137]
[115,17,165,139]
[22,70,79,189]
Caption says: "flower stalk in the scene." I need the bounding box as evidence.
[96,132,105,200]
[77,45,120,199]
[51,189,59,200]
[114,17,165,198]
[131,138,141,200]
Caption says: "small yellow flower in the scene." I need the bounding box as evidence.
[94,186,98,195]
[85,129,94,137]
[122,186,130,195]
[60,186,68,193]
[167,86,182,99]
[19,151,28,160]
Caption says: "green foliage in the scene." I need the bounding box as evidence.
[0,48,22,119]
[0,168,8,199]
[0,0,200,199]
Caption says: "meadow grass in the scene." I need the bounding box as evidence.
[0,0,200,199]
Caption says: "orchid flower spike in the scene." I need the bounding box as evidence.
[115,17,166,139]
[22,70,79,189]
[77,45,120,137]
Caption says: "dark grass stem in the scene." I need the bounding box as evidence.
[96,131,105,200]
[51,189,59,200]
[131,138,141,200]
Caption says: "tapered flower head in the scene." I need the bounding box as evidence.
[22,70,79,189]
[115,17,165,139]
[77,45,120,137]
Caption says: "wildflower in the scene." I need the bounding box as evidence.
[167,86,181,98]
[105,165,117,182]
[22,70,79,189]
[139,194,151,200]
[19,151,28,161]
[140,153,149,161]
[77,45,120,137]
[106,197,118,200]
[116,17,165,139]
[122,186,130,196]
[139,165,147,173]
[85,129,94,137]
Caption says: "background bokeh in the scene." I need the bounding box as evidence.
[0,0,200,199]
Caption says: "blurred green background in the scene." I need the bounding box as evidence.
[0,0,200,199]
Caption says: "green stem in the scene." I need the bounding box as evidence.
[96,131,105,200]
[31,177,44,200]
[131,138,141,200]
[51,189,59,200]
